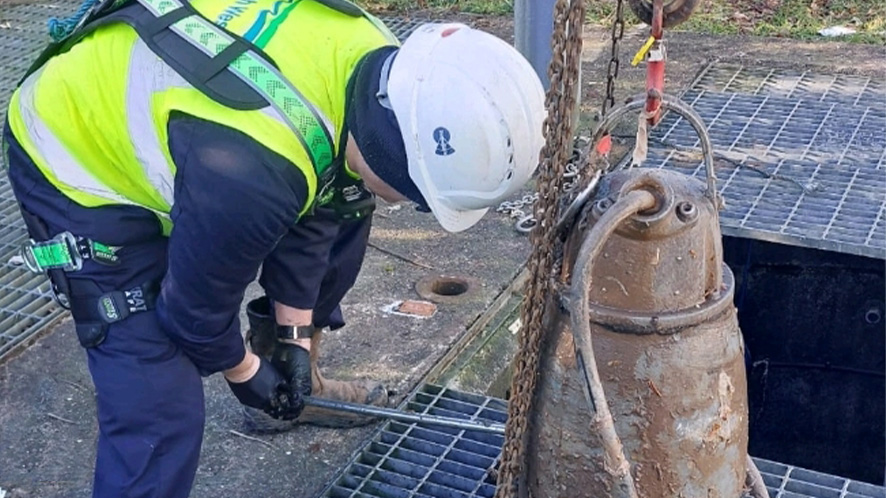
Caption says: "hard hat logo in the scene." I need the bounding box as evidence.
[433,127,455,156]
[389,23,546,232]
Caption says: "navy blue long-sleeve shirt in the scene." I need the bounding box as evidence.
[157,115,369,375]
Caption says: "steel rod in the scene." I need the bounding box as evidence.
[303,396,507,435]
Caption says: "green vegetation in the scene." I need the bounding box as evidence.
[676,0,884,44]
[359,0,885,44]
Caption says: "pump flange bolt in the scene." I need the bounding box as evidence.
[676,201,698,222]
[594,197,614,216]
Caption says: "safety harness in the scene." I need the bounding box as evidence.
[24,0,379,187]
[17,0,378,330]
[15,204,161,347]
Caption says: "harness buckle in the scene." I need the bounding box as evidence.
[21,231,83,273]
[20,232,120,274]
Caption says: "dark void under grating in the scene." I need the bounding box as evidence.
[321,385,886,498]
[648,63,886,259]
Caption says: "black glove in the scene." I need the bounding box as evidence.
[271,342,312,402]
[226,356,305,420]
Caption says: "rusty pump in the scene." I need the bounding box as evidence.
[491,0,771,493]
[519,95,766,496]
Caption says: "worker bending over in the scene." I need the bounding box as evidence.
[3,0,545,495]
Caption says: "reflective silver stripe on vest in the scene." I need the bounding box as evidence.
[126,39,183,208]
[16,68,134,206]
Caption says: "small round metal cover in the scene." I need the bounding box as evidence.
[415,274,479,304]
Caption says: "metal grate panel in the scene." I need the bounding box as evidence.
[755,459,886,498]
[324,385,504,498]
[0,176,62,358]
[323,385,886,498]
[377,16,429,40]
[649,64,886,259]
[0,0,76,360]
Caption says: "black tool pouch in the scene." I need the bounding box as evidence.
[73,321,108,349]
[68,279,161,349]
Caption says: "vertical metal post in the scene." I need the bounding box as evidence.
[516,0,583,134]
[515,0,556,89]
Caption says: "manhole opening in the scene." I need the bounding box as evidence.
[431,279,469,297]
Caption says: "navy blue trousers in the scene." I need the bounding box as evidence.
[5,131,204,497]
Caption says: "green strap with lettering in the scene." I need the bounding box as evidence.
[21,232,119,273]
[28,241,75,270]
[138,0,335,174]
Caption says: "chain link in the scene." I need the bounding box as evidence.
[602,0,627,117]
[493,0,587,495]
[502,0,624,235]
[496,150,581,233]
[496,193,539,221]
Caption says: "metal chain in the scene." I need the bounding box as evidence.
[493,0,587,495]
[496,158,580,233]
[499,0,624,234]
[602,0,627,116]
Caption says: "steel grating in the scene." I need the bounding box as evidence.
[0,0,78,360]
[323,385,505,498]
[0,176,62,358]
[322,384,886,498]
[648,63,886,259]
[755,459,886,498]
[377,16,430,39]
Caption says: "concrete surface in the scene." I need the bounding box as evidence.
[0,9,881,498]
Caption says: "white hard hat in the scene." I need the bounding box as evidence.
[386,23,546,233]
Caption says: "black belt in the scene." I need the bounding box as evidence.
[67,279,161,348]
[71,280,160,325]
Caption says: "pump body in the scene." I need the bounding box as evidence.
[525,169,748,497]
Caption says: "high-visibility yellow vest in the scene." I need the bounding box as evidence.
[7,0,396,233]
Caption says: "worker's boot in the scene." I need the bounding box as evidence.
[242,298,389,433]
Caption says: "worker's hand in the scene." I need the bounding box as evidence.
[225,354,305,419]
[271,342,312,403]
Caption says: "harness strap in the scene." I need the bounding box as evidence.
[143,5,191,34]
[134,0,336,174]
[26,0,339,176]
[69,279,160,347]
